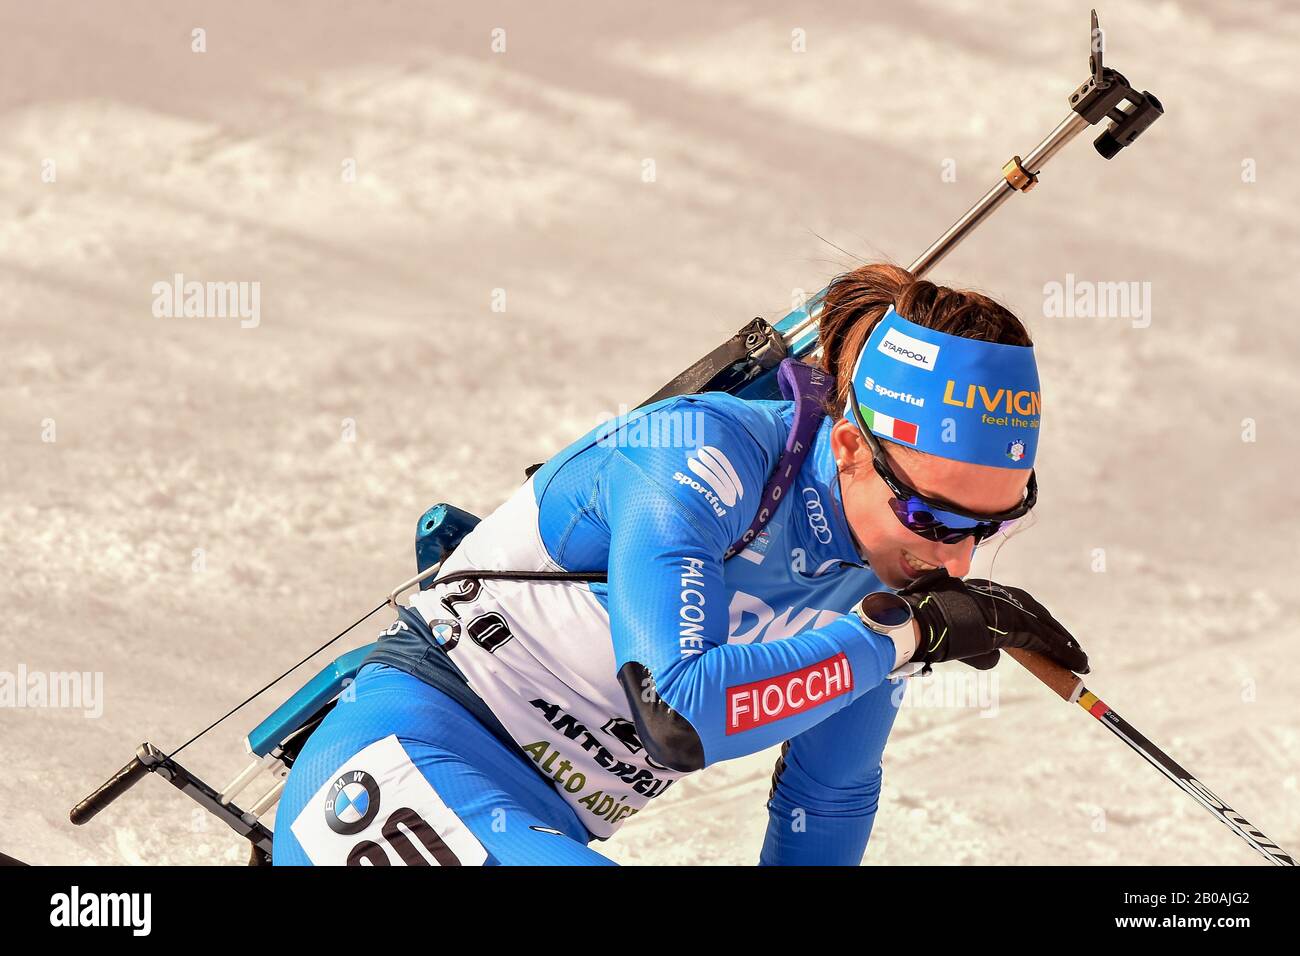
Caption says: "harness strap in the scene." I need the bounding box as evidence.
[431,568,609,586]
[725,359,833,558]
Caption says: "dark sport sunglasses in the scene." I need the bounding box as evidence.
[848,383,1037,545]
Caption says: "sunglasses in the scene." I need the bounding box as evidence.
[848,385,1037,545]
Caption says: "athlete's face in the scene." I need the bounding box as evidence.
[829,418,1031,589]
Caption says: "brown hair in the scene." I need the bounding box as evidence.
[816,262,1033,419]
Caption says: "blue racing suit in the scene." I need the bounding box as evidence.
[274,392,910,865]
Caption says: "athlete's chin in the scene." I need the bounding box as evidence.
[868,553,917,590]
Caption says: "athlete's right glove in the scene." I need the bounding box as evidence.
[898,570,1090,674]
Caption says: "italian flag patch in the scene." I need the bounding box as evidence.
[859,404,919,444]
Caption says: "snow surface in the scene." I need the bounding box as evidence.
[1,0,1297,865]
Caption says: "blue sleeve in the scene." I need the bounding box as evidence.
[759,679,905,865]
[602,405,899,771]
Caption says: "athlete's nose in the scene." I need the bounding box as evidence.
[938,539,976,579]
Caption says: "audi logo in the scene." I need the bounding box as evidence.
[802,487,832,544]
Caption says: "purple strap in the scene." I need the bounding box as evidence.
[725,359,834,559]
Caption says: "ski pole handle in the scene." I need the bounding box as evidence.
[1005,647,1084,702]
[69,751,151,825]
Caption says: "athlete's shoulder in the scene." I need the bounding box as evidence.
[670,392,791,445]
[637,392,792,458]
[613,393,787,482]
[602,393,791,542]
[531,391,792,538]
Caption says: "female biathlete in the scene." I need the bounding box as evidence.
[272,263,1089,866]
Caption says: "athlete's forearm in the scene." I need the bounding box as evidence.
[620,612,905,769]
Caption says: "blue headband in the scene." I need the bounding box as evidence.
[846,306,1041,469]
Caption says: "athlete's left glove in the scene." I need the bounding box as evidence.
[898,570,1090,674]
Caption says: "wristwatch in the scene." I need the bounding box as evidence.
[853,591,924,678]
[853,591,915,634]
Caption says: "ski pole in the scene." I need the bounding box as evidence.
[1005,647,1297,867]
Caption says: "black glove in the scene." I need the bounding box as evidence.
[898,569,1089,674]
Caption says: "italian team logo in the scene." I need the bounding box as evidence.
[858,403,919,444]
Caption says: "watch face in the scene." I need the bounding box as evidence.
[860,591,912,630]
